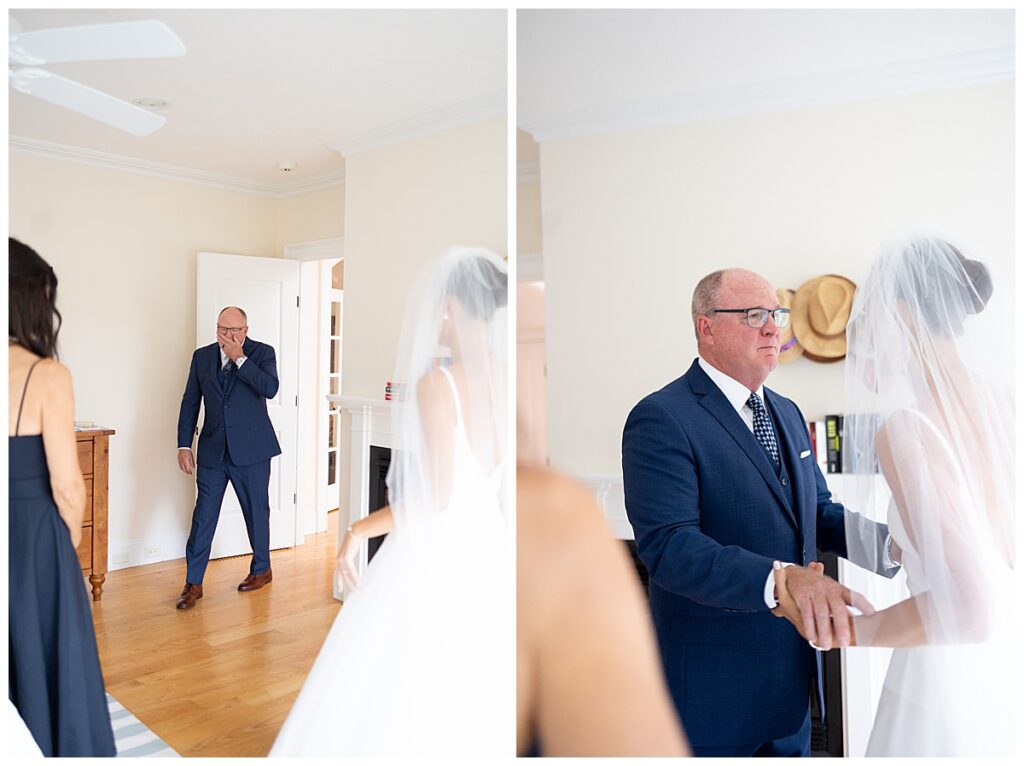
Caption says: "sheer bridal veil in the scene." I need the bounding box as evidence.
[386,246,508,525]
[843,234,1014,754]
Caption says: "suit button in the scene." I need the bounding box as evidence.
[781,477,788,486]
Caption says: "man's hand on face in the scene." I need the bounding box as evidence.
[218,331,245,362]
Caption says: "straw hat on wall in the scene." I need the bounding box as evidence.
[791,275,857,363]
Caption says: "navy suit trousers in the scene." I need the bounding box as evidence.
[185,453,272,583]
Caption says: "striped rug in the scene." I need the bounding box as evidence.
[107,694,179,757]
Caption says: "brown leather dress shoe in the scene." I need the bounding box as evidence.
[176,583,203,610]
[237,568,273,592]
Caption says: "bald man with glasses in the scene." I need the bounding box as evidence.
[175,306,281,610]
[622,269,900,756]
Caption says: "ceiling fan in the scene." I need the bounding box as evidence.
[9,17,186,137]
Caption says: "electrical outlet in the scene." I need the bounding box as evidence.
[113,551,129,565]
[144,545,160,559]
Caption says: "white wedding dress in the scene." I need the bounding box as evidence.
[270,368,507,756]
[865,412,1014,757]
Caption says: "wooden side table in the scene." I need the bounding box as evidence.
[75,428,114,601]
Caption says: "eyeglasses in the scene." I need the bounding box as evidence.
[711,307,791,329]
[217,325,246,334]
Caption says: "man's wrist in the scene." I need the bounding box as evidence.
[764,562,796,608]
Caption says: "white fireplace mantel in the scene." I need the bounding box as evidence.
[327,395,392,601]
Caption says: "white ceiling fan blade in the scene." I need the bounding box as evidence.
[9,20,186,66]
[10,68,166,136]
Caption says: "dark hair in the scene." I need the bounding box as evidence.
[901,239,992,336]
[9,238,62,358]
[446,255,507,321]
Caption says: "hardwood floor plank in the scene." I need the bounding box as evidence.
[91,512,342,757]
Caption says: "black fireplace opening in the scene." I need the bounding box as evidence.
[623,541,844,757]
[367,446,391,562]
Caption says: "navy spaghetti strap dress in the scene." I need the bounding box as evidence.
[8,360,116,756]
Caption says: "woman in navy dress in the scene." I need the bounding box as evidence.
[8,238,116,756]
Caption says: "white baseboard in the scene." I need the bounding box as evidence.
[107,532,190,572]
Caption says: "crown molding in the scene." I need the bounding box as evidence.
[521,47,1015,143]
[328,90,507,157]
[283,236,344,262]
[518,159,540,185]
[8,135,345,199]
[273,172,346,199]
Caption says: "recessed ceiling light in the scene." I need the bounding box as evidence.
[132,97,168,110]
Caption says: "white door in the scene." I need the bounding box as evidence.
[196,252,300,556]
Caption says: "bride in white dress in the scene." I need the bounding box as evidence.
[271,247,509,756]
[774,235,1014,756]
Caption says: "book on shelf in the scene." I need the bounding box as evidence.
[825,414,843,474]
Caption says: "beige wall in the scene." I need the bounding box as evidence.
[539,82,1014,475]
[275,183,345,252]
[517,181,543,254]
[9,152,345,568]
[341,118,507,398]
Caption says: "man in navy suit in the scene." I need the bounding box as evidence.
[622,269,900,756]
[175,306,282,610]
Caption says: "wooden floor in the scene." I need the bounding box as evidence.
[90,512,342,757]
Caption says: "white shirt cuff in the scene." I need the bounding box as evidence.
[178,447,191,451]
[764,562,796,608]
[236,356,247,368]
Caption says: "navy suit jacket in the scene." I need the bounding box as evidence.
[177,337,282,468]
[622,359,895,747]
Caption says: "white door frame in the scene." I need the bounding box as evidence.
[283,236,344,540]
[319,282,343,525]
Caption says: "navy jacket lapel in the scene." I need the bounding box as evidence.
[205,343,228,401]
[686,361,797,528]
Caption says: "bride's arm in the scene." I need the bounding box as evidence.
[774,416,991,649]
[851,417,990,648]
[347,506,394,540]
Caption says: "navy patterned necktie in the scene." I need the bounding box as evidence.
[221,359,234,391]
[746,392,780,466]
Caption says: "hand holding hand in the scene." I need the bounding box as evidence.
[771,561,875,650]
[177,449,195,475]
[337,527,364,589]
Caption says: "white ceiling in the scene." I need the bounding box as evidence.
[519,9,1013,141]
[9,9,506,190]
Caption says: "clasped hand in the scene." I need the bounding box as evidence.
[771,561,875,650]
